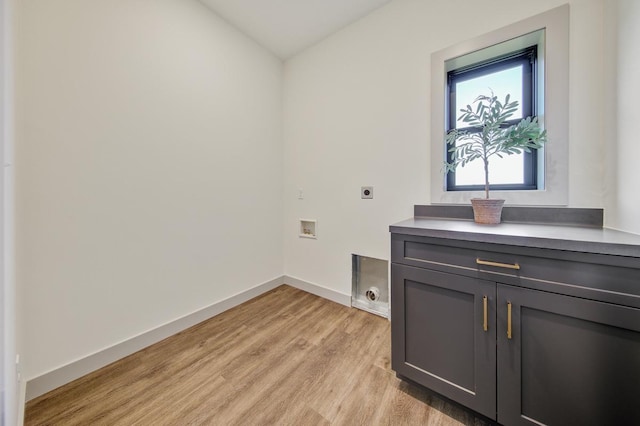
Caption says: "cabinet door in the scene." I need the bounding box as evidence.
[497,284,640,426]
[391,264,497,419]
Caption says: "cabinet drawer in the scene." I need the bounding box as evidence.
[392,233,525,278]
[392,234,640,308]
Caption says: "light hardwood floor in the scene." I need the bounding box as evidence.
[25,285,490,425]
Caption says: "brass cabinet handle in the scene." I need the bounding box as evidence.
[483,296,488,332]
[507,302,513,340]
[476,258,520,270]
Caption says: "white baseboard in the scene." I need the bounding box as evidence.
[17,379,26,426]
[25,275,350,403]
[284,275,351,307]
[25,276,285,402]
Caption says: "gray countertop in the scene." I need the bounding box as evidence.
[390,217,640,258]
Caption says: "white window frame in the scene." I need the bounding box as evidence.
[430,5,569,206]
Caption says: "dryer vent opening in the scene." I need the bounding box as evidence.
[365,287,380,302]
[352,254,389,318]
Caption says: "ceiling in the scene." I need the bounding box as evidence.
[200,0,392,59]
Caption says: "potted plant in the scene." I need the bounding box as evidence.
[444,92,547,224]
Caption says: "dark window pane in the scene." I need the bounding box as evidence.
[446,46,537,191]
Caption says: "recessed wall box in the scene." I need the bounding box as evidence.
[352,254,389,317]
[299,219,317,239]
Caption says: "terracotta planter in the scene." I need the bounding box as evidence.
[471,198,505,224]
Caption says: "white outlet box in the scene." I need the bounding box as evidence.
[361,186,373,199]
[299,219,317,239]
[16,354,21,382]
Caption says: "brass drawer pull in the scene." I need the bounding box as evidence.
[507,302,513,340]
[483,296,488,332]
[476,258,520,270]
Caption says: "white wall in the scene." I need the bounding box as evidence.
[602,0,618,233]
[283,0,607,296]
[3,0,19,423]
[17,0,283,382]
[609,0,640,235]
[15,0,633,406]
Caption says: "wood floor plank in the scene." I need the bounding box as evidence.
[25,285,489,426]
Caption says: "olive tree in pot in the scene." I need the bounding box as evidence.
[445,93,547,224]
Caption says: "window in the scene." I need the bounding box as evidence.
[429,5,569,206]
[446,46,538,192]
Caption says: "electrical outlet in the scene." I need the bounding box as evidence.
[361,186,373,199]
[16,354,21,383]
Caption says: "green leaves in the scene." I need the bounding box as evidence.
[443,91,547,197]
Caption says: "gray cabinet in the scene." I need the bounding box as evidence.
[391,264,496,419]
[390,233,640,425]
[497,284,640,426]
